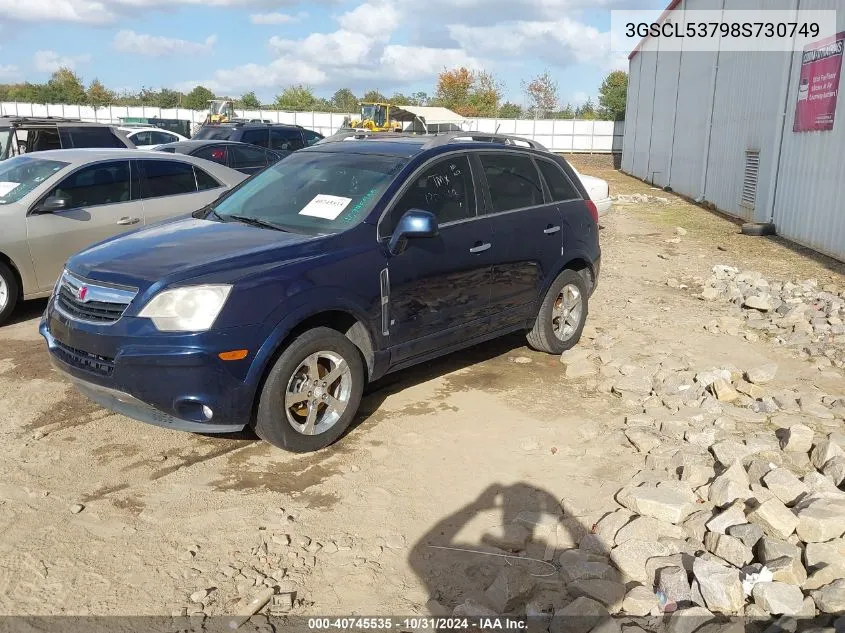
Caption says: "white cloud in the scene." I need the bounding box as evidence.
[113,30,218,56]
[33,50,91,73]
[337,1,398,38]
[270,30,377,67]
[447,18,620,69]
[249,10,306,24]
[0,0,326,24]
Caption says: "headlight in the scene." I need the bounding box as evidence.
[138,285,232,332]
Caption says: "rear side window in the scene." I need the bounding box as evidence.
[230,144,268,170]
[240,128,269,148]
[62,127,125,149]
[382,155,475,236]
[150,131,177,145]
[47,160,131,208]
[28,128,61,152]
[194,126,234,141]
[270,128,304,151]
[537,159,581,202]
[130,131,152,146]
[302,130,323,146]
[193,144,228,165]
[140,159,197,199]
[480,153,544,213]
[194,166,221,191]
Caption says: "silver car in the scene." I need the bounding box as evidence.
[0,149,247,324]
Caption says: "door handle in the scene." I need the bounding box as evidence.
[544,225,561,235]
[469,242,491,254]
[117,217,140,226]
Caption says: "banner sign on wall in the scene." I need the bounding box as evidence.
[794,31,845,132]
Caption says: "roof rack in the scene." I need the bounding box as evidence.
[420,132,547,150]
[314,129,547,150]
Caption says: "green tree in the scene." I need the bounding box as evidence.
[183,85,215,110]
[498,102,522,118]
[275,84,317,111]
[86,79,114,109]
[467,70,502,117]
[240,91,261,109]
[555,103,575,119]
[362,89,387,103]
[44,68,86,104]
[331,88,358,113]
[434,67,474,113]
[575,98,596,119]
[522,70,558,117]
[597,70,628,120]
[409,91,428,106]
[157,88,181,109]
[389,92,411,105]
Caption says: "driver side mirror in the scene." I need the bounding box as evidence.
[388,209,438,255]
[34,195,70,214]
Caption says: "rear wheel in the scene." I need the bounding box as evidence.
[254,327,365,452]
[0,262,19,327]
[526,269,588,354]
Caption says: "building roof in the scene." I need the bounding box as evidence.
[390,106,465,124]
[628,0,682,60]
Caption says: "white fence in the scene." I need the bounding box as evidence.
[0,102,624,153]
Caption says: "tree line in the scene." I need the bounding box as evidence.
[0,67,628,121]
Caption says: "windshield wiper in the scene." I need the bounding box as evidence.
[227,214,288,232]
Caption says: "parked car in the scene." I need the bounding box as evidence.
[39,133,600,452]
[154,140,288,175]
[193,122,323,151]
[0,149,247,324]
[118,126,188,150]
[0,117,133,160]
[573,167,612,216]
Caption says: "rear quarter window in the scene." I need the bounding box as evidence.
[537,159,581,201]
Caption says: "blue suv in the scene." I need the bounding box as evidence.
[40,133,601,452]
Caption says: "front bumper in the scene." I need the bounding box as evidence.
[40,303,254,434]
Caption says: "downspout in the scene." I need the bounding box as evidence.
[665,0,686,189]
[696,0,727,202]
[765,0,801,223]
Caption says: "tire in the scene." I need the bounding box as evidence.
[526,269,589,354]
[741,222,776,236]
[0,262,19,327]
[254,327,365,452]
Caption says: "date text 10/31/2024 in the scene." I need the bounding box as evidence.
[307,617,528,630]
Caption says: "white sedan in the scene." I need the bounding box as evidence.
[573,167,612,217]
[119,127,188,150]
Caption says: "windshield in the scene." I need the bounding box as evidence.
[0,128,11,160]
[361,105,376,121]
[212,151,407,234]
[0,155,68,204]
[194,126,233,141]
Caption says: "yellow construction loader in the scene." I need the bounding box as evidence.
[345,102,403,132]
[204,99,235,125]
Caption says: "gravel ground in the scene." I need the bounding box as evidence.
[0,164,843,624]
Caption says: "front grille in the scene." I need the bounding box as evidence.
[54,271,137,325]
[52,339,115,377]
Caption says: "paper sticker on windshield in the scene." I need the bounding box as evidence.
[0,182,20,196]
[299,194,352,220]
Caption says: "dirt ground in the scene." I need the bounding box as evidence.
[0,163,843,618]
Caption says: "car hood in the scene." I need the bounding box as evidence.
[67,217,316,289]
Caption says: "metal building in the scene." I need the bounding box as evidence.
[622,0,845,261]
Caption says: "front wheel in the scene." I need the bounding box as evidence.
[526,269,589,354]
[0,262,19,327]
[254,327,365,452]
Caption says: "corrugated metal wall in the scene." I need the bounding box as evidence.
[621,0,845,260]
[772,0,845,260]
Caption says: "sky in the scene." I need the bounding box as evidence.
[0,0,666,107]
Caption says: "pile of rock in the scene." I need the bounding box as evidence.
[692,265,845,366]
[448,412,845,629]
[613,194,671,205]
